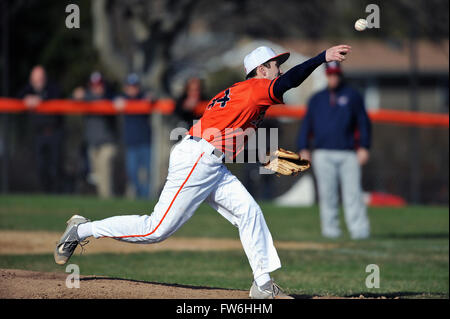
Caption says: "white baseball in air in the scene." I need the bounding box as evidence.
[354,18,368,31]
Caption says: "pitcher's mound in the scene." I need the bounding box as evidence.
[0,268,249,299]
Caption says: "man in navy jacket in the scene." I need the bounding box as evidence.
[297,62,371,239]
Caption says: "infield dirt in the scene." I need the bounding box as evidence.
[0,268,250,299]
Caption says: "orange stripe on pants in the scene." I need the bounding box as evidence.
[105,152,204,239]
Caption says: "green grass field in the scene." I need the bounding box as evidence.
[0,194,448,298]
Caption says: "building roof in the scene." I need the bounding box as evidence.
[279,39,449,74]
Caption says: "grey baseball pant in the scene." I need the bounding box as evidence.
[312,149,370,239]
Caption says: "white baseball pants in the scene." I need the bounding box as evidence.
[90,136,281,278]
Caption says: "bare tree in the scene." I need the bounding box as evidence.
[91,0,197,96]
[91,0,449,96]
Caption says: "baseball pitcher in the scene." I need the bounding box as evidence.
[54,44,351,299]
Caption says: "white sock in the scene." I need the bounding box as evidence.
[254,273,271,287]
[77,222,93,240]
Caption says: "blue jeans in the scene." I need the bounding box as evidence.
[126,144,151,198]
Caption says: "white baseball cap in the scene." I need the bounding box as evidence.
[244,46,290,76]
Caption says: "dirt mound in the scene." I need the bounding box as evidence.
[0,268,249,299]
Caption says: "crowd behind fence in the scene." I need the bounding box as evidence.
[0,67,448,204]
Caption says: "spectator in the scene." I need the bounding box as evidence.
[19,65,64,193]
[297,61,372,239]
[73,71,118,198]
[113,73,152,199]
[174,77,206,129]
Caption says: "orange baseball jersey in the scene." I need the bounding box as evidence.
[189,77,282,158]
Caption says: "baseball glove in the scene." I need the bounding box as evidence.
[263,148,311,176]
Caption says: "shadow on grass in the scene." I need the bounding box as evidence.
[343,291,448,299]
[80,276,448,299]
[291,291,448,299]
[80,276,237,291]
[373,233,449,240]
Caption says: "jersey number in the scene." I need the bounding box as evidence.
[207,89,230,109]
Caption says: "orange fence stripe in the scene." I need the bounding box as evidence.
[0,98,24,112]
[0,98,448,128]
[266,105,307,118]
[266,105,449,127]
[367,109,449,127]
[0,98,175,115]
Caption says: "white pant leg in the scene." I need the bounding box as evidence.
[339,152,370,239]
[312,150,341,238]
[206,166,281,279]
[91,138,223,243]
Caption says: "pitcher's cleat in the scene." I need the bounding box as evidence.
[249,279,294,299]
[54,215,90,265]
